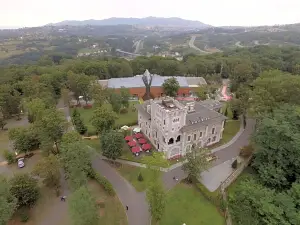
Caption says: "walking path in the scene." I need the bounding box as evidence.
[162,118,255,190]
[92,156,150,225]
[59,100,150,225]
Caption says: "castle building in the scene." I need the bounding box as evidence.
[137,97,226,159]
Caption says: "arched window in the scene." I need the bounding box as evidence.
[176,135,181,142]
[168,138,174,145]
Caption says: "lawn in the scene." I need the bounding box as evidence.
[71,101,138,133]
[87,180,128,225]
[158,183,225,225]
[116,164,160,192]
[208,119,240,149]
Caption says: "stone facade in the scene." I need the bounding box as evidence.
[137,97,226,159]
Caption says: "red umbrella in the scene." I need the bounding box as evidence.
[128,141,136,147]
[142,143,151,151]
[138,138,147,144]
[124,136,133,141]
[135,133,143,139]
[131,146,141,153]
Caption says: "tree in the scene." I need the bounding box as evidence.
[120,87,131,108]
[0,84,22,119]
[90,106,118,134]
[0,117,6,130]
[67,72,92,104]
[35,109,66,154]
[252,105,300,190]
[60,137,92,190]
[71,109,87,135]
[89,83,107,107]
[146,181,166,222]
[25,98,47,123]
[162,77,180,97]
[182,146,211,182]
[69,186,100,225]
[9,126,40,155]
[101,130,124,160]
[0,175,17,225]
[108,91,122,113]
[142,152,168,223]
[10,173,39,207]
[32,155,61,189]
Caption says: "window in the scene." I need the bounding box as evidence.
[176,135,181,142]
[168,138,174,145]
[207,138,211,144]
[164,120,165,125]
[188,136,191,142]
[200,132,203,138]
[193,134,197,140]
[212,136,216,142]
[212,127,215,134]
[146,122,148,126]
[156,132,157,138]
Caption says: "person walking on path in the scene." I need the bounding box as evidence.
[126,205,129,210]
[60,196,66,202]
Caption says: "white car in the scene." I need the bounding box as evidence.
[17,158,25,168]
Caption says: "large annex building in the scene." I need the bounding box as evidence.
[98,70,207,99]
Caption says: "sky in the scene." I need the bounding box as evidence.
[1,0,300,28]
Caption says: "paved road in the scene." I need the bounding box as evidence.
[163,118,255,190]
[188,35,209,54]
[59,100,150,225]
[92,157,150,225]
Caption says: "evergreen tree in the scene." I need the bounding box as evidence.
[71,109,87,135]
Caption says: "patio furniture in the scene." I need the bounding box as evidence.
[133,127,141,133]
[127,141,136,147]
[138,138,147,144]
[142,143,151,152]
[135,133,143,139]
[124,136,133,141]
[131,146,142,156]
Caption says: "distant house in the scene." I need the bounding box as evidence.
[98,70,207,99]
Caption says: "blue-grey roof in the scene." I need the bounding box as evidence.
[108,75,189,88]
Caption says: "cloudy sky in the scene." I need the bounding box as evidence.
[1,0,300,28]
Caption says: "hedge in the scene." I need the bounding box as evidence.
[89,170,116,196]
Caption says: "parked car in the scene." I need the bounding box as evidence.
[17,158,25,168]
[206,154,217,162]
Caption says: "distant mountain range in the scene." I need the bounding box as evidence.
[47,17,211,28]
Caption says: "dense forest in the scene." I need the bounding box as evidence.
[1,44,300,224]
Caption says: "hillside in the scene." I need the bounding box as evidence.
[48,17,211,28]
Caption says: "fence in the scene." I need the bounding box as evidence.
[220,156,253,225]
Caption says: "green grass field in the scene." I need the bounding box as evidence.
[87,180,128,225]
[71,101,138,133]
[116,164,158,192]
[158,183,225,225]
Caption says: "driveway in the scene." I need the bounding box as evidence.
[163,118,255,190]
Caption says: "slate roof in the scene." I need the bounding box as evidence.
[137,98,226,133]
[181,103,226,132]
[107,75,190,88]
[198,99,223,111]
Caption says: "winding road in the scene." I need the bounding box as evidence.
[188,35,210,54]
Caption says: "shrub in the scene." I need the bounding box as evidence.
[92,172,115,196]
[83,104,93,109]
[3,150,16,164]
[87,130,98,137]
[137,172,144,182]
[120,108,128,114]
[19,208,30,223]
[232,159,238,169]
[239,145,254,158]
